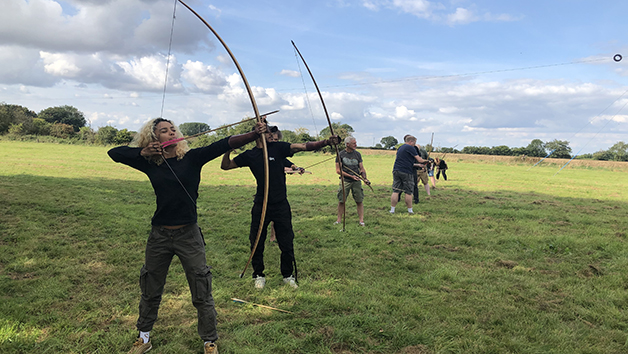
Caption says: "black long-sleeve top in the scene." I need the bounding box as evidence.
[108,137,231,226]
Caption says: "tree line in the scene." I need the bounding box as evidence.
[0,103,356,151]
[0,103,134,145]
[377,135,628,162]
[3,102,627,161]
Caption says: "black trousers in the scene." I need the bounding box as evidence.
[249,199,295,278]
[137,224,217,341]
[437,169,447,180]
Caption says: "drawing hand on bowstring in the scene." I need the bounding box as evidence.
[141,141,164,157]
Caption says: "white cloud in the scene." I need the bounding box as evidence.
[181,60,228,93]
[280,69,300,77]
[331,112,344,120]
[392,0,435,19]
[41,52,81,77]
[360,0,519,25]
[395,105,416,119]
[446,8,477,25]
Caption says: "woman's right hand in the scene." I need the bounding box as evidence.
[141,142,163,157]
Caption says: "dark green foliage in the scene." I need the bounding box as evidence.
[320,122,354,141]
[95,126,119,145]
[544,139,572,158]
[38,105,86,132]
[380,136,398,150]
[605,141,628,161]
[526,139,546,157]
[461,145,491,155]
[49,123,75,139]
[179,122,210,136]
[0,103,37,133]
[113,129,133,145]
[490,145,512,156]
[438,146,460,154]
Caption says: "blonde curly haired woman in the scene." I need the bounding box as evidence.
[109,117,266,354]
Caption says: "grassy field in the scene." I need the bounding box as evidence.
[2,141,628,354]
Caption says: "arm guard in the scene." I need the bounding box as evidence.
[304,139,329,151]
[228,130,259,149]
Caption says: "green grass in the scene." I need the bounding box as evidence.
[2,141,628,353]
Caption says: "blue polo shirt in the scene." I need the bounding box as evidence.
[393,144,418,175]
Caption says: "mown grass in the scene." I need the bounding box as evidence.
[2,141,628,353]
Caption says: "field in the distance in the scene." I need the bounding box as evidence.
[2,141,628,354]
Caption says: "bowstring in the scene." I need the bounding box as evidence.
[293,48,319,138]
[160,0,178,118]
[158,0,197,207]
[160,154,197,206]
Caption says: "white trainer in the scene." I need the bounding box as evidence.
[283,275,298,289]
[254,276,266,289]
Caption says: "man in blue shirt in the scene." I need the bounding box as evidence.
[390,135,429,214]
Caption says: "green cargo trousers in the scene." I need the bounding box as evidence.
[136,223,217,342]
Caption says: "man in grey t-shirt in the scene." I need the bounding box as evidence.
[335,136,370,226]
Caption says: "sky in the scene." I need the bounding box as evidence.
[2,0,628,153]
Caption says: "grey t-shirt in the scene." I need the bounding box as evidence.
[337,149,363,182]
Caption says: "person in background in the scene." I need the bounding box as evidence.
[267,127,305,243]
[335,136,370,226]
[390,135,428,214]
[109,117,267,354]
[427,157,437,189]
[435,157,448,181]
[415,143,431,199]
[398,142,431,204]
[222,128,340,290]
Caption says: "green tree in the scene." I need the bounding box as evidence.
[113,129,134,145]
[38,105,86,132]
[0,103,37,133]
[192,118,256,150]
[526,139,546,157]
[78,127,96,144]
[606,141,628,161]
[490,145,512,156]
[95,126,119,145]
[380,136,398,150]
[320,123,354,141]
[8,123,25,136]
[179,122,210,137]
[544,139,571,159]
[296,132,315,143]
[50,123,75,139]
[592,150,613,161]
[461,146,490,155]
[29,118,51,135]
[281,130,299,143]
[511,147,527,156]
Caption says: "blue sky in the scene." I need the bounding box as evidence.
[2,0,628,153]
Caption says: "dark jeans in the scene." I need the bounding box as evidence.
[249,199,295,279]
[437,169,447,180]
[136,224,217,342]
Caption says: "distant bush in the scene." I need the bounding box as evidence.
[50,123,75,139]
